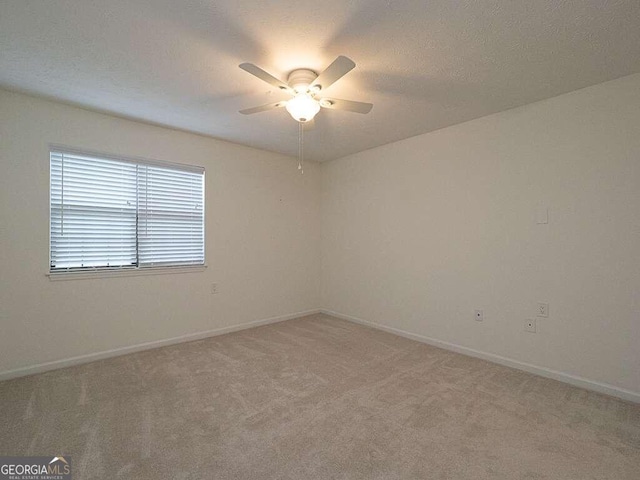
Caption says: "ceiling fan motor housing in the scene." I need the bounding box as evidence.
[287,69,318,94]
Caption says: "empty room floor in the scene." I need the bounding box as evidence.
[0,313,638,479]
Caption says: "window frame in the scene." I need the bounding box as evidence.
[47,145,206,279]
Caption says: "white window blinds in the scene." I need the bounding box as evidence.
[50,149,204,273]
[137,164,205,267]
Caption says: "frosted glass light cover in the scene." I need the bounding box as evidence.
[286,94,320,122]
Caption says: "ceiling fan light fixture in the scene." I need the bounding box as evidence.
[285,93,320,123]
[239,56,371,124]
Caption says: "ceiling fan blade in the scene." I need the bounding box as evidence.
[239,101,287,115]
[310,56,356,92]
[239,63,293,94]
[320,98,373,114]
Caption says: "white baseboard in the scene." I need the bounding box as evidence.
[0,309,321,382]
[321,309,640,404]
[3,307,638,404]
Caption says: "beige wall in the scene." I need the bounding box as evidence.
[0,90,321,375]
[321,74,640,396]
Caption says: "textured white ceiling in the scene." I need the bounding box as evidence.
[1,0,639,161]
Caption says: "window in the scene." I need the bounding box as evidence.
[49,148,204,273]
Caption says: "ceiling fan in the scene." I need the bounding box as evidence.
[238,56,373,123]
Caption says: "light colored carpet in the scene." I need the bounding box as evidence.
[0,313,638,479]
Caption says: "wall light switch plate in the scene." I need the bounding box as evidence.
[524,318,537,333]
[537,302,549,317]
[536,206,549,224]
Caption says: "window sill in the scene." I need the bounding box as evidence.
[46,265,207,281]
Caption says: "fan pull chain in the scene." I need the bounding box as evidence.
[298,122,304,174]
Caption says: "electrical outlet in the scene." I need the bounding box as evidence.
[537,302,549,318]
[524,318,537,333]
[211,283,218,295]
[475,310,484,322]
